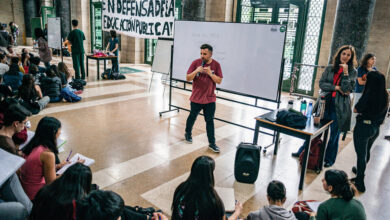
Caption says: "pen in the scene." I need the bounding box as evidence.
[66,150,73,162]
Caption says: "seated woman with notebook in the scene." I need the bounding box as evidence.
[20,117,83,200]
[171,156,242,220]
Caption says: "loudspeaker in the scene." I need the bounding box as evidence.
[234,143,261,184]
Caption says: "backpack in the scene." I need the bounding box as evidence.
[299,136,323,171]
[69,79,85,91]
[115,74,126,80]
[61,87,82,102]
[101,68,112,80]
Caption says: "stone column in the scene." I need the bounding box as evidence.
[328,0,376,63]
[23,0,39,38]
[56,0,71,39]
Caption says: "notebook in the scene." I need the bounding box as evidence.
[0,148,25,186]
[215,187,236,212]
[56,153,95,175]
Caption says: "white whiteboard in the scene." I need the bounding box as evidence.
[151,38,173,75]
[172,21,286,101]
[47,17,61,49]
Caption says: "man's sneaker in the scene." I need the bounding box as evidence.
[208,144,220,153]
[185,133,192,143]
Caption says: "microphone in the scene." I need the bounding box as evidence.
[196,61,205,77]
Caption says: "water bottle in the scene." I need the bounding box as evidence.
[306,102,313,118]
[287,100,294,110]
[300,100,307,115]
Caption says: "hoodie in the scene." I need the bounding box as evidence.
[41,76,62,98]
[247,205,297,220]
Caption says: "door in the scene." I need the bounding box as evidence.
[90,1,103,51]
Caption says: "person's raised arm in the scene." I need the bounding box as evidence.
[204,66,222,84]
[40,151,58,184]
[227,201,243,220]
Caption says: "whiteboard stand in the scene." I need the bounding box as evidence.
[159,21,287,134]
[47,17,63,61]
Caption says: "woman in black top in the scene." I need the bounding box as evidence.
[171,156,242,220]
[352,71,389,192]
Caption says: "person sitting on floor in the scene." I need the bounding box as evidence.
[30,56,46,74]
[30,163,92,220]
[50,64,67,87]
[18,74,50,114]
[309,169,366,220]
[58,62,71,84]
[171,155,242,220]
[247,180,296,220]
[0,53,9,74]
[2,57,23,93]
[40,68,62,102]
[20,117,73,200]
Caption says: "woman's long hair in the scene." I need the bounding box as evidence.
[58,62,71,80]
[18,74,36,101]
[325,169,355,201]
[31,163,92,220]
[360,53,375,70]
[332,45,358,73]
[360,71,389,115]
[22,116,61,155]
[172,156,224,220]
[5,63,20,76]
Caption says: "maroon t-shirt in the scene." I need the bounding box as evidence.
[187,59,223,104]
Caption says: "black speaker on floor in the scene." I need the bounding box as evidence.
[234,143,261,184]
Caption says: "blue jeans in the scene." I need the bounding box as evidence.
[49,96,62,103]
[0,202,28,220]
[324,98,340,165]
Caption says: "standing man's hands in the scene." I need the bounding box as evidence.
[204,66,212,76]
[195,66,204,74]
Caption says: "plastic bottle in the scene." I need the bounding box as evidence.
[306,102,313,118]
[300,100,307,115]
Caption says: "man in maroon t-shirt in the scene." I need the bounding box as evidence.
[184,44,223,153]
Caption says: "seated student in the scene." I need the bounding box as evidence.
[20,117,68,200]
[29,63,46,85]
[30,56,46,73]
[0,103,31,155]
[171,156,242,220]
[50,64,67,87]
[21,50,30,74]
[76,190,125,220]
[58,62,71,84]
[30,163,92,220]
[2,57,23,92]
[310,169,366,220]
[18,74,50,114]
[76,190,168,220]
[40,68,62,102]
[0,53,9,74]
[0,74,13,98]
[0,104,33,214]
[247,180,296,220]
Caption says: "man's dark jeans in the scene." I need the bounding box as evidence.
[185,102,216,145]
[353,120,380,182]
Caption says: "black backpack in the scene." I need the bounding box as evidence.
[234,143,261,184]
[69,79,85,91]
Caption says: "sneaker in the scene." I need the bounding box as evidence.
[184,133,192,143]
[208,144,220,153]
[324,162,333,168]
[354,180,366,193]
[352,166,357,175]
[291,152,300,158]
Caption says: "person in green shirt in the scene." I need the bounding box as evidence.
[310,169,366,220]
[67,20,86,80]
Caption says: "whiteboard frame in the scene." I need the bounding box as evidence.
[170,20,287,103]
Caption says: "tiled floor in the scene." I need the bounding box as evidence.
[23,50,390,219]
